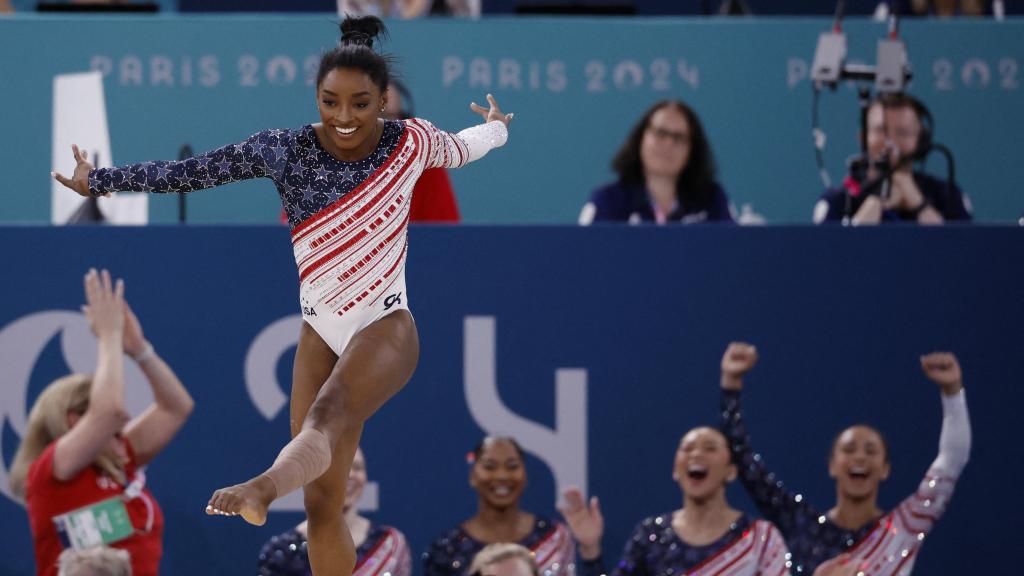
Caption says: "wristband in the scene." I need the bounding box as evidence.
[129,341,155,364]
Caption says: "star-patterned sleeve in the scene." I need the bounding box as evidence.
[720,389,816,539]
[609,521,652,576]
[578,556,608,576]
[87,129,292,197]
[580,520,667,576]
[410,118,508,170]
[422,531,464,576]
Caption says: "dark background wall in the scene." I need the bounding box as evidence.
[0,225,1020,574]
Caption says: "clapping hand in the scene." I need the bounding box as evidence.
[81,269,125,343]
[558,486,603,560]
[122,305,149,359]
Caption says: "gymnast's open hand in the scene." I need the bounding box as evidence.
[558,486,604,561]
[470,93,514,127]
[52,144,95,198]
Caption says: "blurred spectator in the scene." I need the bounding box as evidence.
[911,0,986,16]
[57,547,131,576]
[813,93,972,225]
[874,1,994,20]
[559,428,789,576]
[423,436,578,576]
[10,269,194,576]
[339,0,479,18]
[257,447,411,576]
[0,0,13,12]
[579,100,733,225]
[386,80,461,223]
[467,543,537,576]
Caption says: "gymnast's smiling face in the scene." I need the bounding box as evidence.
[317,67,387,162]
[829,425,890,501]
[470,438,528,511]
[673,426,735,502]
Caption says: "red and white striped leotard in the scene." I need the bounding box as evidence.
[686,519,789,576]
[88,117,508,355]
[290,118,506,353]
[834,391,971,576]
[580,514,789,576]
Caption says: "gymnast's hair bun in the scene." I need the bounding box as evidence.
[340,15,387,49]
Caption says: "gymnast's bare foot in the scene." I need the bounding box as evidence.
[206,474,277,526]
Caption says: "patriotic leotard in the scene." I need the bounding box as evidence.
[580,514,789,576]
[89,119,508,354]
[424,516,578,576]
[259,523,411,576]
[721,389,971,575]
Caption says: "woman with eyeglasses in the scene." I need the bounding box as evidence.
[578,100,733,225]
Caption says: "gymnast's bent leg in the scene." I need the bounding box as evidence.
[207,312,418,575]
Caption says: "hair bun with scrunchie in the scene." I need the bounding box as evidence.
[339,15,387,49]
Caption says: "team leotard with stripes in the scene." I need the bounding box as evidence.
[89,118,508,354]
[579,514,789,576]
[720,389,970,575]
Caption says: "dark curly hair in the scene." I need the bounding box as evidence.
[612,100,718,209]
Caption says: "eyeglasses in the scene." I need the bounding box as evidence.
[869,125,919,139]
[646,126,690,146]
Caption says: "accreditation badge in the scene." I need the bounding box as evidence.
[52,496,135,550]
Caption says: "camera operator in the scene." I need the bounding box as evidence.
[813,93,972,225]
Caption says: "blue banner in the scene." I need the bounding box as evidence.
[0,16,1022,224]
[0,225,1021,574]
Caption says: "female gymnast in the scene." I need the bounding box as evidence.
[559,426,789,575]
[423,437,578,576]
[718,342,970,575]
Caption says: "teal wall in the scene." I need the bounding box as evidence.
[1,15,1021,223]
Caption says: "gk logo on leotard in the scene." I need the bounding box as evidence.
[302,306,317,317]
[383,293,402,310]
